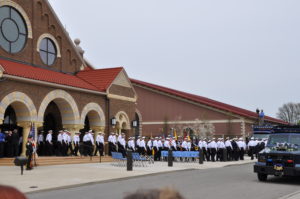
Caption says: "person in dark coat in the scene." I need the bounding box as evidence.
[231,138,240,161]
[26,136,34,170]
[5,131,13,157]
[0,129,5,158]
[11,129,19,157]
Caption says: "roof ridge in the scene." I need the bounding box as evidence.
[130,78,285,124]
[77,67,124,73]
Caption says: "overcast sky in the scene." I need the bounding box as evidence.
[48,0,300,118]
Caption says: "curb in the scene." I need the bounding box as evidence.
[25,169,196,194]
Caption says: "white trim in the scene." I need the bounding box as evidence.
[107,93,137,102]
[112,71,131,88]
[142,119,243,125]
[0,64,4,78]
[3,74,106,95]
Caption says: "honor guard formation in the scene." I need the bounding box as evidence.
[0,127,267,169]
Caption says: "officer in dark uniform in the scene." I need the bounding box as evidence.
[0,129,5,158]
[11,129,19,157]
[26,136,34,170]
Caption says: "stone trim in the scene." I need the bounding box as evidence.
[115,111,131,130]
[107,93,136,102]
[135,109,143,135]
[38,89,80,124]
[0,91,37,122]
[0,0,33,38]
[36,33,61,57]
[81,102,106,127]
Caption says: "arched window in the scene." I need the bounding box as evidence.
[39,37,57,66]
[0,6,27,53]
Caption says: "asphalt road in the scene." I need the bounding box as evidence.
[27,163,300,199]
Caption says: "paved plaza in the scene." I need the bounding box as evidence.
[25,163,300,199]
[1,158,254,193]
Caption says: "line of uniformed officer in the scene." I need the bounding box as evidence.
[37,129,105,157]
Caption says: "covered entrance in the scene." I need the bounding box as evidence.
[0,92,38,157]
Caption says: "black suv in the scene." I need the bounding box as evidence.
[254,126,300,181]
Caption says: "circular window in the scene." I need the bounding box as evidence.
[39,38,57,66]
[0,6,28,53]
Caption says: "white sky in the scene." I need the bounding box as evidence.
[48,0,300,118]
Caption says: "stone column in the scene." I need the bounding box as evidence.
[18,121,32,157]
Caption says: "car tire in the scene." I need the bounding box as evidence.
[257,173,268,182]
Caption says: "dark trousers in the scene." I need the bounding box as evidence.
[68,143,73,155]
[210,148,216,162]
[218,148,224,161]
[233,149,239,161]
[206,148,211,161]
[147,147,152,156]
[5,143,13,157]
[0,142,4,158]
[37,143,44,156]
[46,142,53,156]
[202,148,207,161]
[249,146,254,160]
[85,141,93,156]
[94,143,104,156]
[226,147,232,161]
[12,143,19,157]
[240,148,244,160]
[73,143,79,156]
[26,153,32,169]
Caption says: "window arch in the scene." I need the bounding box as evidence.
[0,6,27,53]
[39,37,57,65]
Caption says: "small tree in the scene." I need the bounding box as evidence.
[192,118,215,139]
[277,102,300,124]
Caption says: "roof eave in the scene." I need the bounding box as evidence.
[3,74,106,96]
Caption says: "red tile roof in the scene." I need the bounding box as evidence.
[0,58,99,92]
[130,78,287,124]
[76,67,123,92]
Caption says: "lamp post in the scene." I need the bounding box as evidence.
[111,117,116,126]
[132,120,138,140]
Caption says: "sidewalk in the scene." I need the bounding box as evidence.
[279,191,300,199]
[0,157,255,193]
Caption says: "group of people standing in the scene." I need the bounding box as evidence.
[0,129,22,158]
[1,127,267,165]
[37,130,105,157]
[107,133,267,163]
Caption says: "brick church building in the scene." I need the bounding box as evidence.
[0,0,284,157]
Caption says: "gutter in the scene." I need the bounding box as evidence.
[3,74,106,96]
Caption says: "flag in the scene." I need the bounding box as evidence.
[29,122,35,140]
[174,129,177,140]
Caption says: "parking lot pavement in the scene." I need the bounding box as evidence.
[0,157,255,193]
